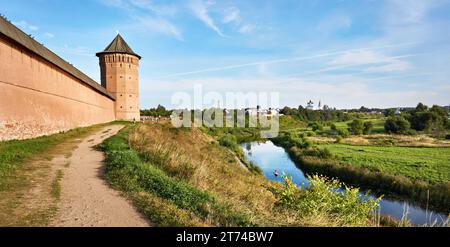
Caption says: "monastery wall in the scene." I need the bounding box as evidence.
[0,34,116,141]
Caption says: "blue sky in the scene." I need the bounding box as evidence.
[2,0,450,109]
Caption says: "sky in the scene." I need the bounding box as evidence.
[1,0,450,109]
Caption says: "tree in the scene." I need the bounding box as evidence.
[384,108,396,117]
[385,116,410,134]
[415,102,428,112]
[408,104,447,132]
[308,122,323,131]
[363,121,373,135]
[348,119,364,135]
[331,123,337,131]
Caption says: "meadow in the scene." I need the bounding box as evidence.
[319,144,450,185]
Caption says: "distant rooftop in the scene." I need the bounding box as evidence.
[96,34,141,59]
[0,15,115,100]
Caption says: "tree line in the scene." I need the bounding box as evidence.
[384,103,450,135]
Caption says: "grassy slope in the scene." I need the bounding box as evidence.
[100,123,378,227]
[99,124,280,226]
[320,144,450,184]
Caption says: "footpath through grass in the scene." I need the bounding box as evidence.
[0,122,116,226]
[0,124,111,182]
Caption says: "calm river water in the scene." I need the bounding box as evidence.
[241,141,448,226]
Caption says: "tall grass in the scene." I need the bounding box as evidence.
[271,175,380,226]
[99,126,256,226]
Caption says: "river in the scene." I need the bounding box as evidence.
[241,141,448,226]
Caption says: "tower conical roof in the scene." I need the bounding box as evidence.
[96,34,141,59]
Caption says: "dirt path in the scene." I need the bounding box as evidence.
[51,125,150,227]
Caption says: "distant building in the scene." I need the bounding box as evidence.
[306,100,314,110]
[394,108,403,115]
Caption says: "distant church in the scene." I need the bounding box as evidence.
[0,16,141,140]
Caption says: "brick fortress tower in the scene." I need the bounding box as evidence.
[97,34,141,121]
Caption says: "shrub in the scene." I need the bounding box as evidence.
[363,121,373,135]
[348,120,364,135]
[219,134,238,149]
[308,122,323,131]
[445,134,450,140]
[385,116,410,134]
[272,175,380,226]
[337,129,350,138]
[306,131,316,137]
[302,147,333,159]
[404,129,417,136]
[330,123,337,131]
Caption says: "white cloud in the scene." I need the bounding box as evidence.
[330,50,391,65]
[385,0,444,25]
[98,0,183,40]
[44,32,55,39]
[238,24,255,34]
[56,45,92,57]
[223,7,241,24]
[140,76,448,109]
[330,50,412,72]
[12,20,39,32]
[138,16,183,41]
[189,0,226,37]
[365,60,411,73]
[129,0,178,16]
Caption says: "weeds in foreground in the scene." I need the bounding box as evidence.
[271,175,380,226]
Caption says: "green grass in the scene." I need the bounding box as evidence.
[0,124,112,181]
[51,170,63,200]
[320,144,450,185]
[323,118,386,134]
[98,126,255,226]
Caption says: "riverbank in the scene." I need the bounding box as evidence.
[241,141,448,226]
[271,133,450,214]
[99,123,380,226]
